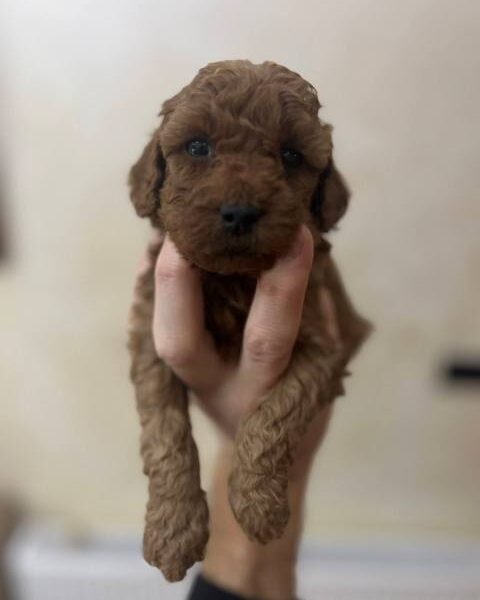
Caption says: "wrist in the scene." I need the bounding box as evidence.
[202,444,308,600]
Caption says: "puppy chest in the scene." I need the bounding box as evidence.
[202,273,256,358]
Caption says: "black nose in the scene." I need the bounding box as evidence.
[219,204,261,234]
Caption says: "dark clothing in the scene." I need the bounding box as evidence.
[187,574,251,600]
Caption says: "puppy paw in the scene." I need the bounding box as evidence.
[228,468,290,544]
[143,491,209,582]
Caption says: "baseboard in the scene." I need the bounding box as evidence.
[5,522,480,599]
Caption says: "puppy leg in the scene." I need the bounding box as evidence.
[129,244,209,581]
[228,339,343,543]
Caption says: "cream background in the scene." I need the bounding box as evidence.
[1,0,479,541]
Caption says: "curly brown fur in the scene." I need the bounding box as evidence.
[128,238,209,581]
[127,60,370,581]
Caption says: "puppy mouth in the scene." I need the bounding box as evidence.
[200,238,274,274]
[175,229,276,274]
[197,251,275,275]
[165,206,300,275]
[223,234,258,254]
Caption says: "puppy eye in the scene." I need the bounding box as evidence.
[281,147,303,168]
[185,138,211,158]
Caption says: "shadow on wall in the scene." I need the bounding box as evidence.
[0,177,7,262]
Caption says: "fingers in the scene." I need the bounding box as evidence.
[152,235,225,391]
[144,227,315,428]
[238,225,314,394]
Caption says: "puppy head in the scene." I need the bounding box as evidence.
[129,60,349,274]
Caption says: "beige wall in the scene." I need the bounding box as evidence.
[1,0,479,540]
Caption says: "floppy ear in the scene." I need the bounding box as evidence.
[128,133,165,219]
[311,159,350,232]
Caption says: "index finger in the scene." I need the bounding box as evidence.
[238,225,314,391]
[153,235,225,392]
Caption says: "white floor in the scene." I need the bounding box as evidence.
[5,522,480,600]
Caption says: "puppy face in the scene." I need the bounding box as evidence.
[129,60,349,274]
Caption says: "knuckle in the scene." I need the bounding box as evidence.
[154,261,178,286]
[258,271,307,303]
[244,328,292,368]
[154,335,195,368]
[154,250,188,287]
[257,278,289,299]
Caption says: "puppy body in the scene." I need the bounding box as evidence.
[128,60,370,581]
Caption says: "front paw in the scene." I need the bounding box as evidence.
[143,492,209,582]
[228,467,290,544]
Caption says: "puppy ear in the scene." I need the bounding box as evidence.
[128,134,165,218]
[311,159,350,232]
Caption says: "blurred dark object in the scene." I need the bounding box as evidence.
[0,176,8,262]
[443,358,480,385]
[0,497,21,600]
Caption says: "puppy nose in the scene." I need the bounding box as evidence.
[219,204,261,234]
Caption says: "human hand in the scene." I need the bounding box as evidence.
[147,224,315,438]
[135,224,340,474]
[134,226,341,599]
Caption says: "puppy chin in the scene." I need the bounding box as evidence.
[167,218,301,275]
[194,252,275,276]
[184,246,276,275]
[168,234,273,275]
